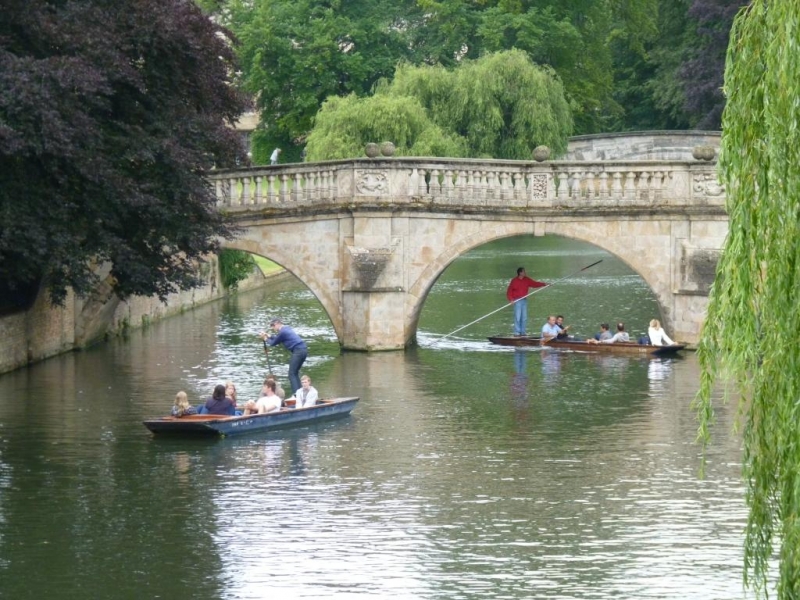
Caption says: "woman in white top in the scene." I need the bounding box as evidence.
[648,319,675,346]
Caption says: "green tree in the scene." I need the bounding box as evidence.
[308,50,572,160]
[305,94,467,161]
[228,0,421,163]
[695,1,800,597]
[0,0,246,308]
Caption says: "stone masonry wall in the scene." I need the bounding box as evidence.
[0,257,267,374]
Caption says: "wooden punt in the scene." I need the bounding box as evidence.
[487,335,685,356]
[143,397,359,437]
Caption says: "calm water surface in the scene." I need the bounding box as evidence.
[0,237,746,599]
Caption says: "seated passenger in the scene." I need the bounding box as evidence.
[204,384,236,416]
[648,319,675,346]
[243,380,282,415]
[541,315,561,342]
[225,381,238,404]
[171,391,197,417]
[594,323,612,341]
[265,373,286,401]
[291,375,319,408]
[588,322,630,344]
[555,315,570,339]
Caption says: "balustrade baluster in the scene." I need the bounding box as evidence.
[228,178,238,206]
[267,175,277,203]
[477,171,487,203]
[242,176,251,206]
[584,171,596,201]
[499,171,511,202]
[280,174,290,203]
[430,169,442,198]
[320,170,330,201]
[291,172,302,203]
[611,172,623,200]
[254,176,263,205]
[652,171,664,203]
[638,171,651,203]
[417,169,429,196]
[598,172,609,201]
[513,172,523,204]
[556,171,569,201]
[486,171,497,203]
[624,171,636,201]
[456,170,467,201]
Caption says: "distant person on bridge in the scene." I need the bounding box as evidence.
[270,147,281,165]
[260,317,308,394]
[506,267,547,336]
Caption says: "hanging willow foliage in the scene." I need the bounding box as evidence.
[695,1,800,598]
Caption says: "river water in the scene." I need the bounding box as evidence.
[0,237,746,599]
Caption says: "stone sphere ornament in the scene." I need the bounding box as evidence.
[365,143,380,158]
[380,141,396,157]
[692,145,716,161]
[532,145,551,162]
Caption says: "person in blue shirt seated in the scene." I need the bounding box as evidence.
[203,384,236,416]
[260,317,308,395]
[541,315,561,342]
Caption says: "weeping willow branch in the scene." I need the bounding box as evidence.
[695,1,800,597]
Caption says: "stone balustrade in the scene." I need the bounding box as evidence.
[210,158,724,212]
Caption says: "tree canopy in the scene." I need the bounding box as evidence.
[306,50,572,161]
[225,0,741,160]
[0,0,247,307]
[696,1,800,597]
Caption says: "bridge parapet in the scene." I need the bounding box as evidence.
[211,158,724,213]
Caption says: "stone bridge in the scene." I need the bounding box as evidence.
[210,154,726,350]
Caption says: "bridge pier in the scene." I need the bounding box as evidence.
[342,290,407,350]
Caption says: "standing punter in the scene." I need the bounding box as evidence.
[506,267,547,336]
[260,317,307,394]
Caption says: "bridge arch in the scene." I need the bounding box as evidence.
[406,225,673,343]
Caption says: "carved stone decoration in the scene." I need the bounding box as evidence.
[380,141,396,157]
[533,145,551,162]
[348,246,394,289]
[355,171,389,195]
[365,143,380,158]
[529,174,548,200]
[692,145,716,161]
[693,173,725,196]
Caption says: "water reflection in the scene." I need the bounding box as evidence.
[0,238,748,599]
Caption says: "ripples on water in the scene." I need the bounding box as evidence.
[0,237,748,599]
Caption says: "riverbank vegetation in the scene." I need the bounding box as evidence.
[696,1,800,598]
[0,0,247,308]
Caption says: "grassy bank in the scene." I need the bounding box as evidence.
[253,255,284,276]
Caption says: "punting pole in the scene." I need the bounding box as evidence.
[431,259,603,346]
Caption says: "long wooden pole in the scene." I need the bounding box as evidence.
[432,259,603,345]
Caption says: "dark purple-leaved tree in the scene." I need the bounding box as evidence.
[0,0,247,310]
[681,0,748,129]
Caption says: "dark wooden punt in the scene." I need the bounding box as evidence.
[143,397,359,437]
[487,335,685,356]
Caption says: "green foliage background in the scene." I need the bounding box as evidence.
[306,50,571,160]
[696,1,800,597]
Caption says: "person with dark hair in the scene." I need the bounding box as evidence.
[244,380,282,415]
[506,267,547,336]
[555,315,570,339]
[204,384,236,415]
[594,323,612,341]
[588,322,630,344]
[260,317,308,394]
